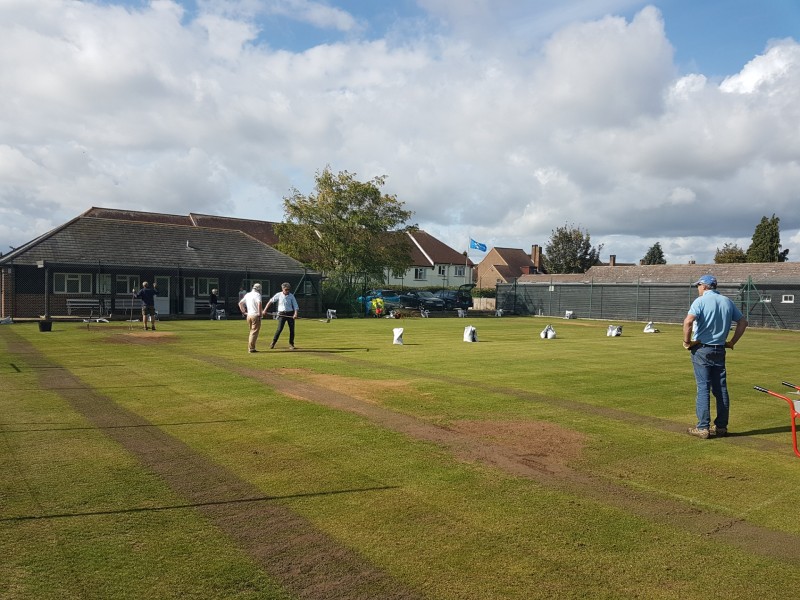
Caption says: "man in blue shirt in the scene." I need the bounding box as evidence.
[682,274,748,439]
[134,281,158,331]
[263,282,299,350]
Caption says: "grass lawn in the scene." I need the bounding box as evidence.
[2,316,800,599]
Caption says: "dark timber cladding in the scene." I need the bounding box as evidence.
[0,216,321,319]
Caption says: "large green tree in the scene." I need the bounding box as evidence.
[714,243,747,264]
[746,214,782,262]
[641,242,666,265]
[274,167,416,289]
[543,224,603,273]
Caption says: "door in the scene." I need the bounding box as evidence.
[155,276,170,315]
[183,277,195,314]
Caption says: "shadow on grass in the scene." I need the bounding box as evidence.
[0,419,247,433]
[1,485,399,522]
[728,425,793,437]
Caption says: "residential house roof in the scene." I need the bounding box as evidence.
[0,217,311,274]
[476,246,539,284]
[406,230,474,267]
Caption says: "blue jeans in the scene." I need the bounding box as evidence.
[691,345,730,430]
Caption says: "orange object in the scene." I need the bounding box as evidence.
[754,382,800,458]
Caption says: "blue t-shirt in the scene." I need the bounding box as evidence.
[688,290,743,345]
[135,287,157,307]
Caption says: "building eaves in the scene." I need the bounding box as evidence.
[3,217,314,274]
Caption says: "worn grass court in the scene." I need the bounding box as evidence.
[2,316,800,599]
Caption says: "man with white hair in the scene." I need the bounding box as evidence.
[238,283,263,353]
[264,282,299,350]
[683,274,748,439]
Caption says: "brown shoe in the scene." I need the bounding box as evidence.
[709,425,728,437]
[687,427,710,439]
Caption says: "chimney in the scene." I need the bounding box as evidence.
[609,255,616,267]
[531,244,541,270]
[688,260,696,265]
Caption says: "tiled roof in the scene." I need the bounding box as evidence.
[407,230,474,267]
[518,263,800,284]
[1,217,311,274]
[190,214,279,246]
[82,207,193,226]
[493,247,536,271]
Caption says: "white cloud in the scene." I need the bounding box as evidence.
[0,1,798,264]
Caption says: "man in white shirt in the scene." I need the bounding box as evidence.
[238,283,263,353]
[263,282,299,350]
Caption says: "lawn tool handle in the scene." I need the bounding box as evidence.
[754,385,800,458]
[782,381,800,392]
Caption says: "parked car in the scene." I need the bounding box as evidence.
[356,289,400,312]
[397,290,446,311]
[435,284,475,310]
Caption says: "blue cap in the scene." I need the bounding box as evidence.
[693,274,717,287]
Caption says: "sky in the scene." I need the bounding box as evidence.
[1,0,799,265]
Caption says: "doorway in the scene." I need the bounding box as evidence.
[183,277,195,314]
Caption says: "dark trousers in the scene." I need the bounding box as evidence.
[273,314,295,345]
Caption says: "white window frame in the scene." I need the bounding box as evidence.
[303,280,313,295]
[782,294,795,304]
[98,274,112,294]
[242,280,268,297]
[761,295,772,303]
[438,265,447,276]
[116,275,140,295]
[454,265,465,277]
[198,277,219,296]
[54,273,93,294]
[414,267,427,281]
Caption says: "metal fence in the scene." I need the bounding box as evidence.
[496,279,800,329]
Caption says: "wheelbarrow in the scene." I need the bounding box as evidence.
[754,382,800,458]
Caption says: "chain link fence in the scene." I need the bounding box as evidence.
[496,278,800,329]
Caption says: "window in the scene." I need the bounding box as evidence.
[242,280,268,296]
[98,274,112,294]
[438,265,447,276]
[54,273,92,294]
[116,275,140,295]
[782,295,795,304]
[414,267,427,280]
[761,295,772,303]
[303,280,313,295]
[454,266,465,277]
[198,277,219,296]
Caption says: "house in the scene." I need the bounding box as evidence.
[0,211,320,320]
[383,230,474,290]
[475,245,545,288]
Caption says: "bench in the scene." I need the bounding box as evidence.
[113,298,139,312]
[66,298,103,315]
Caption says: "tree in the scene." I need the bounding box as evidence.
[641,242,666,265]
[746,214,782,262]
[543,224,603,274]
[714,243,747,264]
[274,167,416,290]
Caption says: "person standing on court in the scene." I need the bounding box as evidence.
[238,283,263,353]
[683,274,748,439]
[134,281,158,331]
[264,282,299,350]
[209,288,218,320]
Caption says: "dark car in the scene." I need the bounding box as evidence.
[356,289,400,311]
[435,284,475,310]
[397,290,446,311]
